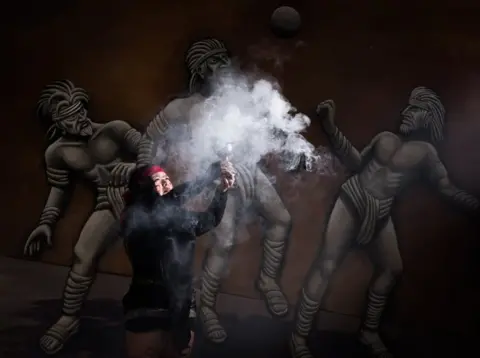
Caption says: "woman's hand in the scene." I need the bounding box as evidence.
[219,160,236,191]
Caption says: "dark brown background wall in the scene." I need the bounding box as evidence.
[3,0,480,341]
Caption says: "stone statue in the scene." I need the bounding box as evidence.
[23,80,141,355]
[289,87,479,358]
[137,38,292,343]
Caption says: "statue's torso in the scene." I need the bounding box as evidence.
[162,93,259,202]
[162,93,215,179]
[164,93,206,132]
[163,93,258,162]
[358,132,431,199]
[51,122,130,183]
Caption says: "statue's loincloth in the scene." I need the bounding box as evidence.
[94,163,134,219]
[340,175,394,245]
[95,185,127,219]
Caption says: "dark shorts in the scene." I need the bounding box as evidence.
[125,315,195,351]
[124,288,197,351]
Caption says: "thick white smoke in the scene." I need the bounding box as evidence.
[145,71,336,284]
[166,71,328,179]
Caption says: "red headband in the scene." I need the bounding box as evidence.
[122,165,166,205]
[144,165,165,177]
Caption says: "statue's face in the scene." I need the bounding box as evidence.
[400,103,429,135]
[56,106,93,137]
[200,53,231,80]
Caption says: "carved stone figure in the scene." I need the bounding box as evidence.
[137,38,292,343]
[289,87,479,358]
[23,80,141,355]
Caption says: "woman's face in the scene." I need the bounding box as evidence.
[151,171,173,196]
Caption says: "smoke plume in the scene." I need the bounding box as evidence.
[145,69,336,291]
[160,70,330,179]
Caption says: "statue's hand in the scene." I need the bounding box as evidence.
[465,196,480,212]
[23,224,53,257]
[111,162,137,187]
[316,99,336,129]
[463,195,479,215]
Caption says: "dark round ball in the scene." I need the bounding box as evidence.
[270,6,302,38]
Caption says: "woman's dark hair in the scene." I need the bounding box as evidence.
[123,166,159,207]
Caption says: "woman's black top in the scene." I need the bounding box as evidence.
[120,175,228,319]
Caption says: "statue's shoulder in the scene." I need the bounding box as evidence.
[375,131,398,140]
[166,90,193,101]
[162,91,203,119]
[102,120,131,128]
[369,131,400,147]
[100,120,134,135]
[44,139,67,166]
[417,140,437,156]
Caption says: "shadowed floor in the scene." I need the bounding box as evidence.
[0,256,363,358]
[0,298,363,358]
[0,256,473,357]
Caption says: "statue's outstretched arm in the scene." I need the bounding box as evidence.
[137,107,174,167]
[39,147,72,228]
[119,123,142,155]
[425,146,479,210]
[105,120,142,155]
[317,100,380,172]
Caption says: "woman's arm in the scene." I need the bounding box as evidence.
[193,187,228,236]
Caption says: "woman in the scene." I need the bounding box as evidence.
[121,161,235,358]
